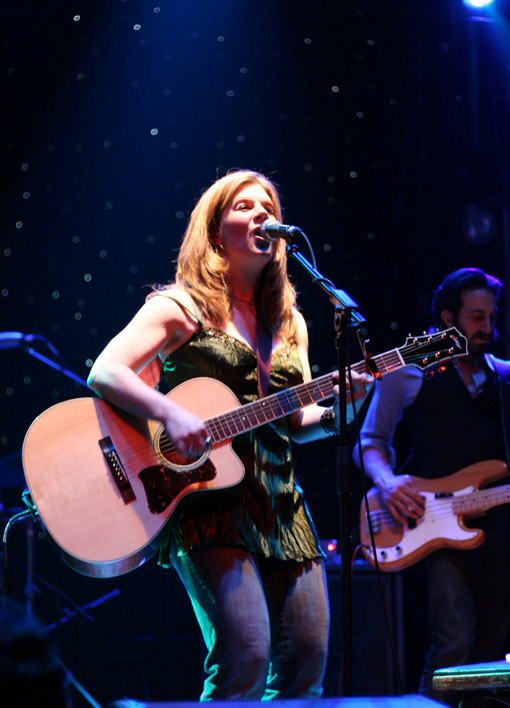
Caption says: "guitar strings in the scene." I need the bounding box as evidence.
[156,375,337,455]
[366,486,510,532]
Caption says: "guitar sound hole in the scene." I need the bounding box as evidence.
[157,430,210,470]
[163,449,201,468]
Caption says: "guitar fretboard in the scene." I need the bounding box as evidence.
[452,484,510,513]
[205,346,407,444]
[159,327,465,451]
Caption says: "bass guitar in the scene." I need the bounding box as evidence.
[22,327,466,578]
[360,459,510,572]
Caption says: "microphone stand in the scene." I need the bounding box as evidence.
[21,343,89,388]
[284,232,367,697]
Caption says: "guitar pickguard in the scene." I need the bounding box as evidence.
[139,459,216,514]
[364,487,479,567]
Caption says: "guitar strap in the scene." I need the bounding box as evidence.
[486,354,510,467]
[256,317,273,399]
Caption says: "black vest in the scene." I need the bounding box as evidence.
[402,360,507,479]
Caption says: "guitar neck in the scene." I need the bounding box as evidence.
[452,484,510,514]
[205,346,406,445]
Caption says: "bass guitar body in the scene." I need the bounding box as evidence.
[360,460,510,572]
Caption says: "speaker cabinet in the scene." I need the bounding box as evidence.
[324,561,405,697]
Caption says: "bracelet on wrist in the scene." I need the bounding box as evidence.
[320,406,340,436]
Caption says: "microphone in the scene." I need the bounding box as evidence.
[0,332,37,350]
[260,218,303,242]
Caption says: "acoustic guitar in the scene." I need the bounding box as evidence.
[22,327,466,578]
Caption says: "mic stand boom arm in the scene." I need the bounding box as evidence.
[286,240,366,697]
[22,344,88,388]
[286,243,367,327]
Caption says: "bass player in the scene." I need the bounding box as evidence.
[353,267,510,701]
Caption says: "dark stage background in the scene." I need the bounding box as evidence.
[2,0,510,705]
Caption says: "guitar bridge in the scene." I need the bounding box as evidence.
[99,436,136,504]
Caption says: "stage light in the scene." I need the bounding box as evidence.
[463,0,495,7]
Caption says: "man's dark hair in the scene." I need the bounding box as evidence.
[432,267,502,328]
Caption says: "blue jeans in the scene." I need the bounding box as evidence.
[170,545,330,701]
[420,509,510,697]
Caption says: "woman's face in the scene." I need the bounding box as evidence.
[218,182,277,268]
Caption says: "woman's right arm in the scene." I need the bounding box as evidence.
[87,294,209,457]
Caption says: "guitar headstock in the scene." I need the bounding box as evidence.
[400,327,468,370]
